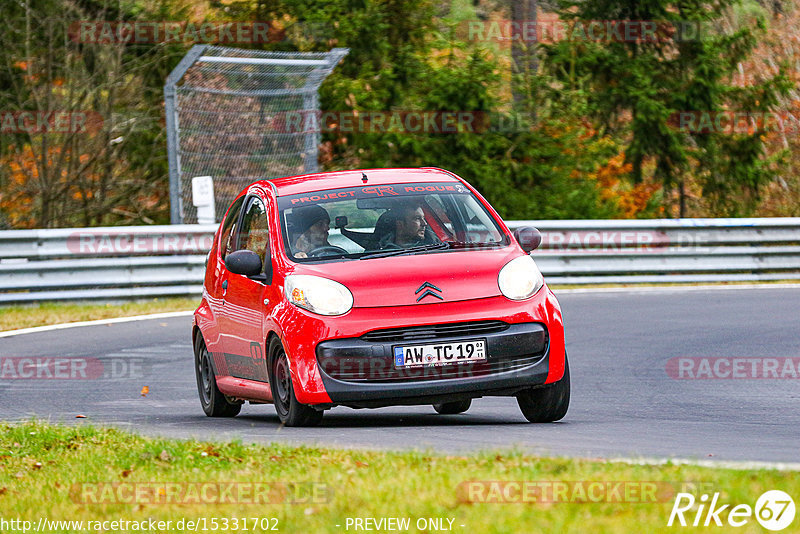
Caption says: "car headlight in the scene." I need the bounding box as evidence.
[498,255,544,300]
[285,275,353,316]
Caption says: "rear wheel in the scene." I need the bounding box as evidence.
[433,399,472,415]
[516,353,570,423]
[268,338,323,427]
[194,334,241,417]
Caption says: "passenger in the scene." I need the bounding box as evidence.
[291,205,331,258]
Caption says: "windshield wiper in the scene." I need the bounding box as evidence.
[359,242,449,260]
[446,241,504,249]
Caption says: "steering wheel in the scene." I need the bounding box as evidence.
[308,245,348,257]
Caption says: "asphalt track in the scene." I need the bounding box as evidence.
[2,287,799,463]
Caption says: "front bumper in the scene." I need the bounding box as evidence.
[276,287,566,405]
[315,322,550,407]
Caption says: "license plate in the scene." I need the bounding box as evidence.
[393,340,486,369]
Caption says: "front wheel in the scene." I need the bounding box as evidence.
[268,338,323,427]
[194,334,241,417]
[516,353,570,423]
[433,399,472,414]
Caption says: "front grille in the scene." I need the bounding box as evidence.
[360,320,509,343]
[321,355,543,383]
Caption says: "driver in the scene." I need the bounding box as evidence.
[291,205,331,258]
[379,202,437,249]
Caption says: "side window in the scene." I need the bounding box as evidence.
[219,196,245,261]
[450,194,504,243]
[234,197,269,269]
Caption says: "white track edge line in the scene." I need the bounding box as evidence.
[0,310,195,338]
[3,283,800,337]
[553,283,800,294]
[603,456,800,471]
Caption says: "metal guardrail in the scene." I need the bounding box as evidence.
[521,218,800,285]
[0,225,215,303]
[1,218,799,303]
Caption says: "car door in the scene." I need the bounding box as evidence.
[219,192,279,384]
[203,195,245,366]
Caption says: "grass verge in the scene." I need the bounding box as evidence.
[0,422,796,533]
[0,298,199,332]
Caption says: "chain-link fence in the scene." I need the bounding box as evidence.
[164,45,349,224]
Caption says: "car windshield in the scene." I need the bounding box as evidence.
[278,182,510,261]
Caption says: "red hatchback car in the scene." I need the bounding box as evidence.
[192,167,569,426]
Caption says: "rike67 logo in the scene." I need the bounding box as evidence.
[668,490,796,531]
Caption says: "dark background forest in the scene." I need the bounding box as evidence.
[1,0,799,228]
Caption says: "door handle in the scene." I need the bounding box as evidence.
[222,280,228,296]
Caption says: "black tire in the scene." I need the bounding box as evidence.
[433,399,472,414]
[194,334,242,417]
[268,338,324,427]
[516,353,570,423]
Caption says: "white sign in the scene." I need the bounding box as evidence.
[192,176,214,207]
[191,176,215,224]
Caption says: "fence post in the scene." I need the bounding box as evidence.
[164,45,209,224]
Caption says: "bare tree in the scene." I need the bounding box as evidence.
[0,0,172,228]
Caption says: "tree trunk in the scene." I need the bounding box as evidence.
[632,152,643,184]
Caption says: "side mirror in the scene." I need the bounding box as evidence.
[335,215,348,228]
[225,249,263,277]
[513,226,542,253]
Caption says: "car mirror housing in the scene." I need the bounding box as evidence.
[225,249,263,277]
[513,226,542,253]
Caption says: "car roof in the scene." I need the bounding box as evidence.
[257,167,461,196]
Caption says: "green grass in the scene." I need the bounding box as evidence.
[0,422,796,533]
[0,298,199,332]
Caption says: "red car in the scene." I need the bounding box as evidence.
[192,167,569,426]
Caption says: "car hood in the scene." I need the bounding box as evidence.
[291,247,521,308]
